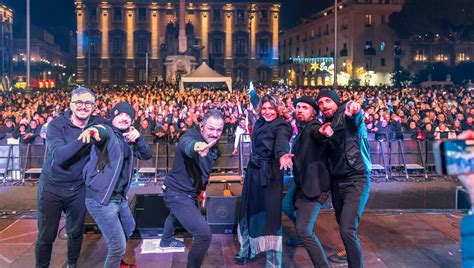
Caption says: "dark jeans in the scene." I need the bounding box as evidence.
[282,176,297,224]
[294,189,330,268]
[35,182,86,268]
[331,175,370,268]
[85,197,136,268]
[162,188,212,268]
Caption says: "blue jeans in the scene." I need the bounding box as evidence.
[294,189,330,267]
[282,176,297,224]
[162,188,212,268]
[85,197,136,268]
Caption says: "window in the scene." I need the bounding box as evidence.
[89,8,97,21]
[211,38,222,55]
[414,49,426,61]
[259,68,269,82]
[259,38,269,56]
[394,41,402,55]
[113,7,122,21]
[236,38,246,56]
[394,58,401,69]
[236,9,245,23]
[138,8,147,22]
[236,68,245,83]
[138,69,147,82]
[213,9,221,22]
[136,36,148,55]
[435,53,448,62]
[458,52,470,61]
[259,10,268,22]
[381,58,385,67]
[325,24,329,35]
[381,15,386,24]
[365,15,372,27]
[89,35,99,55]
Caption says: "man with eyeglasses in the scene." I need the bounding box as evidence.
[35,86,106,268]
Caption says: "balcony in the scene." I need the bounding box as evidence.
[340,49,348,57]
[364,48,376,55]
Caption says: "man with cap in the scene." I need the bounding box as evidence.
[0,117,20,144]
[317,90,371,268]
[281,96,331,267]
[36,86,106,268]
[80,102,151,267]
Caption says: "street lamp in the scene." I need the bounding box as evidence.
[333,0,338,89]
[26,0,31,90]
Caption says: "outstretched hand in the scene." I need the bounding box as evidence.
[194,139,218,157]
[78,125,106,144]
[279,153,294,170]
[123,126,140,143]
[319,122,334,138]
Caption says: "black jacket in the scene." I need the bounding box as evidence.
[0,126,20,143]
[164,126,220,196]
[40,111,105,190]
[325,103,372,178]
[292,119,331,202]
[84,125,151,205]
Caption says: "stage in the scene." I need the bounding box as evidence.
[0,179,466,267]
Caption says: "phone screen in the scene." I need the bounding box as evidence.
[441,140,474,175]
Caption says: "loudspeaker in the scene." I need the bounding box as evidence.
[456,186,471,210]
[206,196,241,234]
[84,211,100,234]
[132,194,170,237]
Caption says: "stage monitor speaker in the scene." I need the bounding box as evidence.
[132,194,170,237]
[456,186,471,210]
[206,196,240,234]
[84,211,100,234]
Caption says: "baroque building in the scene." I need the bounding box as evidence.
[76,0,280,85]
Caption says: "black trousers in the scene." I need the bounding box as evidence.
[331,175,370,268]
[162,187,212,268]
[35,182,86,268]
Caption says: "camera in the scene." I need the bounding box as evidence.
[434,139,474,176]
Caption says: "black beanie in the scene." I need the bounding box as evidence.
[293,96,318,111]
[110,102,135,120]
[317,90,340,106]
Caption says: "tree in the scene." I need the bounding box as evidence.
[389,0,474,41]
[415,63,451,84]
[391,68,413,88]
[452,62,474,84]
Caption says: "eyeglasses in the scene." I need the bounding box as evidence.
[72,101,94,108]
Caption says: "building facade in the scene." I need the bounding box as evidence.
[0,4,13,90]
[76,0,280,86]
[409,38,473,75]
[12,26,76,89]
[279,0,408,86]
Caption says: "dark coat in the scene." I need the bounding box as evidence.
[164,126,221,196]
[240,116,292,241]
[40,111,105,189]
[325,103,372,178]
[292,119,331,202]
[84,125,152,205]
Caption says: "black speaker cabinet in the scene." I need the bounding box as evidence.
[206,196,241,234]
[456,186,471,210]
[83,211,100,234]
[132,194,170,237]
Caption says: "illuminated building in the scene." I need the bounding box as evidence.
[76,0,280,85]
[279,0,408,86]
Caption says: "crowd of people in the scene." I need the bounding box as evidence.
[0,83,468,268]
[0,84,472,146]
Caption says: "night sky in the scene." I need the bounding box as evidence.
[4,0,333,34]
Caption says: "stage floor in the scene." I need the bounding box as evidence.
[0,211,464,267]
[0,179,465,267]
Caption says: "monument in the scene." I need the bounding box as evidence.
[164,0,197,83]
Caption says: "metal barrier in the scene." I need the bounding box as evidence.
[0,134,445,185]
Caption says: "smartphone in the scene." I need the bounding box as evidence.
[434,139,474,176]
